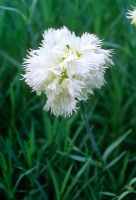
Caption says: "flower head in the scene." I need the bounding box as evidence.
[127,7,136,26]
[23,27,112,117]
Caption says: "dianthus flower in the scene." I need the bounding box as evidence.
[127,7,136,26]
[23,27,112,116]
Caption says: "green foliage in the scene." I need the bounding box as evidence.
[0,0,136,199]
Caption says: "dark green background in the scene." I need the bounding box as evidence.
[0,0,136,199]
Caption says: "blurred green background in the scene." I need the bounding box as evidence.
[0,0,136,199]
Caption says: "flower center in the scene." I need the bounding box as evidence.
[76,51,82,57]
[57,45,82,64]
[59,68,68,84]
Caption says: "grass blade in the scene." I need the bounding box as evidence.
[102,130,131,162]
[63,158,91,199]
[60,164,73,194]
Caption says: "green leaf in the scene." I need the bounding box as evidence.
[104,151,126,171]
[118,191,130,200]
[101,191,116,197]
[118,153,129,186]
[0,182,4,190]
[102,130,131,162]
[13,165,38,191]
[47,160,60,200]
[129,177,136,186]
[0,6,28,22]
[63,158,91,199]
[61,164,73,194]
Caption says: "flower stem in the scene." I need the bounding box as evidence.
[81,102,101,160]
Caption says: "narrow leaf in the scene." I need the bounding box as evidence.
[63,158,91,199]
[61,164,73,194]
[102,130,131,162]
[104,152,126,171]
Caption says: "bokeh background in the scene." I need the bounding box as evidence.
[0,0,136,199]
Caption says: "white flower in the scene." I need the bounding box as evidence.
[127,7,136,25]
[23,27,112,117]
